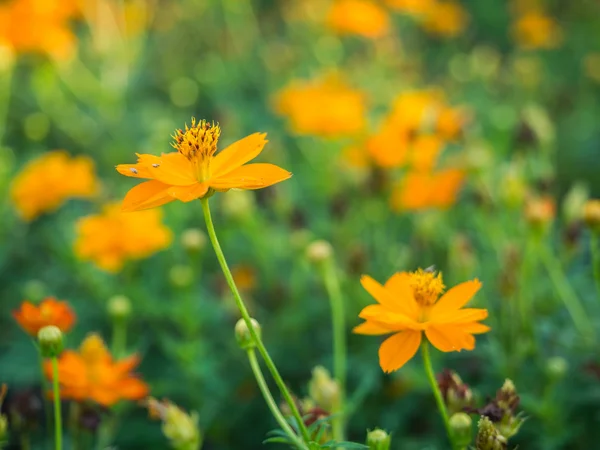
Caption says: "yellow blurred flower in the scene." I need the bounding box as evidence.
[75,202,172,272]
[512,11,562,50]
[10,151,99,221]
[391,169,465,211]
[385,0,436,16]
[274,74,366,138]
[327,0,390,39]
[408,135,443,172]
[421,2,468,38]
[0,0,79,59]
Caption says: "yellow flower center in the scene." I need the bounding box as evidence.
[409,268,445,306]
[171,118,221,182]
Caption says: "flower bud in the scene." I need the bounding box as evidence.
[37,325,63,358]
[107,295,132,321]
[234,318,261,350]
[146,397,202,450]
[308,366,340,412]
[525,196,555,231]
[366,428,391,450]
[476,416,507,450]
[169,265,194,288]
[306,240,333,264]
[562,183,588,225]
[449,412,472,447]
[221,190,255,220]
[437,369,473,414]
[583,199,600,234]
[180,228,206,252]
[545,356,568,381]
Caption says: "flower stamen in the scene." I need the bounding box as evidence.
[409,268,445,306]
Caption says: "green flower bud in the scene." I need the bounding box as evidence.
[449,412,472,448]
[107,295,132,321]
[306,240,333,264]
[169,265,194,288]
[147,397,202,450]
[366,428,391,450]
[37,325,63,358]
[545,356,568,380]
[476,416,507,450]
[180,228,207,252]
[308,366,340,412]
[234,318,261,350]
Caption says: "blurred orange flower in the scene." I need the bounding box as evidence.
[13,298,76,337]
[391,169,465,211]
[408,135,443,172]
[512,11,562,50]
[354,269,488,372]
[116,119,291,212]
[525,195,555,227]
[385,0,436,16]
[274,75,366,138]
[44,333,148,406]
[421,2,468,38]
[0,0,80,59]
[75,202,172,272]
[10,151,99,221]
[327,0,390,39]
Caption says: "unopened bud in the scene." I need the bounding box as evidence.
[308,366,340,412]
[546,356,568,380]
[169,265,194,288]
[476,416,507,450]
[180,228,206,252]
[306,240,333,264]
[107,295,131,321]
[221,190,255,220]
[583,199,600,233]
[449,412,472,447]
[37,325,63,358]
[147,397,202,450]
[437,369,473,414]
[234,318,261,350]
[525,196,555,231]
[366,428,391,450]
[562,183,588,225]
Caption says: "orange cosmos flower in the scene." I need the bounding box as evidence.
[10,150,99,221]
[385,0,437,17]
[512,11,562,50]
[75,202,172,272]
[44,333,148,406]
[391,169,465,211]
[274,75,366,138]
[354,269,489,372]
[116,119,291,212]
[327,0,390,39]
[13,297,76,336]
[421,2,469,38]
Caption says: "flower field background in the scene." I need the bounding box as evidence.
[1,0,600,449]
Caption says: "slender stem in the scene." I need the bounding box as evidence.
[591,233,600,301]
[111,319,127,359]
[39,352,53,436]
[421,341,453,449]
[200,197,311,444]
[319,258,346,442]
[246,349,308,450]
[51,358,62,450]
[539,244,595,341]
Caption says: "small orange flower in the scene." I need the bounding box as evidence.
[116,119,291,212]
[512,11,562,50]
[75,202,172,272]
[13,298,76,337]
[44,333,148,406]
[421,2,468,38]
[10,151,99,221]
[354,269,489,372]
[408,134,443,172]
[385,0,436,16]
[391,169,465,211]
[274,75,366,138]
[327,0,390,39]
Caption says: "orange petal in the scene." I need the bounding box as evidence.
[117,378,149,400]
[353,320,395,336]
[460,322,491,334]
[209,163,291,190]
[425,324,476,352]
[378,331,421,373]
[167,183,209,202]
[210,133,268,178]
[430,308,488,324]
[430,279,482,316]
[116,163,153,179]
[383,272,420,319]
[121,180,175,212]
[142,153,197,186]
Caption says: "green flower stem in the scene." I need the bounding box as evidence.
[421,341,454,449]
[246,349,308,450]
[111,318,127,359]
[539,244,595,342]
[591,233,600,301]
[51,358,62,450]
[200,197,311,444]
[38,352,53,435]
[318,257,347,442]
